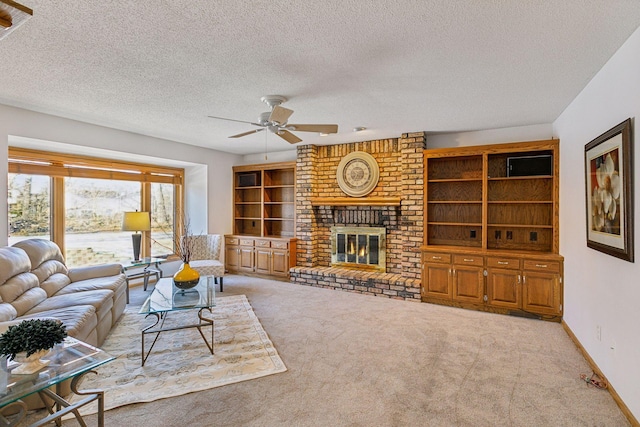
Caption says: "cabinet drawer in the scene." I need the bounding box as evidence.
[453,255,483,266]
[486,257,520,270]
[271,240,289,249]
[424,252,451,264]
[239,238,254,246]
[255,239,271,248]
[226,237,239,245]
[523,260,561,273]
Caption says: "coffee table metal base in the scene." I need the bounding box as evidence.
[141,308,214,366]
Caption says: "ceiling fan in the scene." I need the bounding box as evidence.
[208,95,338,144]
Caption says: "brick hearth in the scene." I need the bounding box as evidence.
[289,132,425,301]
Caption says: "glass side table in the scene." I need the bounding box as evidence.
[0,337,114,427]
[121,257,167,303]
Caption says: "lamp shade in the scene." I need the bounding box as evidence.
[122,211,151,232]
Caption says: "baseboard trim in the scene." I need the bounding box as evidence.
[561,320,639,426]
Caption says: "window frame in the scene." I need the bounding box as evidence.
[8,147,184,259]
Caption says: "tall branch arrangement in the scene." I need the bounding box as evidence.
[153,213,196,263]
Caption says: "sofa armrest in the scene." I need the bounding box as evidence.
[68,263,123,282]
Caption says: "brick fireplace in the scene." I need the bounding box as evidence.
[289,132,426,301]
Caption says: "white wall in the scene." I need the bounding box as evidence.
[553,26,640,419]
[427,123,554,148]
[0,105,240,245]
[241,149,297,165]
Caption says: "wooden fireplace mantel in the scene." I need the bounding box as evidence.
[310,196,401,206]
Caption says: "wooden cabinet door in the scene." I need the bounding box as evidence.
[239,247,254,272]
[255,249,271,274]
[271,249,289,276]
[225,246,239,272]
[486,268,521,309]
[453,266,484,303]
[522,271,561,315]
[422,263,452,299]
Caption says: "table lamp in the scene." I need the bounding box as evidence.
[122,211,151,261]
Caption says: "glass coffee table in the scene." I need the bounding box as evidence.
[0,337,114,427]
[139,276,216,366]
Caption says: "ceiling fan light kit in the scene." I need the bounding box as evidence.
[208,95,338,144]
[0,0,32,40]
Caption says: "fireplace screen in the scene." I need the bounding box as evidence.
[331,226,386,272]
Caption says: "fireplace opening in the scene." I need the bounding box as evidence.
[331,226,386,272]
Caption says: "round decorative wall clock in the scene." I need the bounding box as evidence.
[336,151,380,197]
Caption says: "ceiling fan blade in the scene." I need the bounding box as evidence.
[276,130,303,144]
[269,105,294,125]
[287,124,338,134]
[229,128,265,138]
[208,115,261,126]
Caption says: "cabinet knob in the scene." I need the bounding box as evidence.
[498,261,509,265]
[432,256,442,260]
[463,258,474,262]
[535,264,548,268]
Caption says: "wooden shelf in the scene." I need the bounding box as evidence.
[310,196,401,206]
[488,223,553,229]
[424,139,559,253]
[428,178,483,183]
[232,162,296,238]
[428,222,482,226]
[488,175,553,181]
[428,200,482,204]
[488,200,552,204]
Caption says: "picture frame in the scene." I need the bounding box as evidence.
[585,118,633,262]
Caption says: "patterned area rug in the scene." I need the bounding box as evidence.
[71,294,286,415]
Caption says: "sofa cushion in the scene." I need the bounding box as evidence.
[68,264,123,282]
[18,305,98,346]
[12,240,71,295]
[0,303,18,322]
[27,290,114,323]
[56,274,126,297]
[0,246,46,318]
[0,246,32,284]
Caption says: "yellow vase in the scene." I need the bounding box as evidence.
[173,262,200,289]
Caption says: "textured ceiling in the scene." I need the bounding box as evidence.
[1,1,640,155]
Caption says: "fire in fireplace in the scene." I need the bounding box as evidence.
[330,226,386,272]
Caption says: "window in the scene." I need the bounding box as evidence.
[65,178,141,267]
[8,148,184,266]
[150,182,175,258]
[8,173,51,244]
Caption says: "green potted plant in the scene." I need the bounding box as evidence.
[0,319,67,374]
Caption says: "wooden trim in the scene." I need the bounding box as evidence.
[310,197,401,206]
[561,321,639,426]
[423,139,559,157]
[233,161,296,173]
[8,147,184,260]
[8,147,183,185]
[9,147,183,176]
[141,183,152,258]
[51,177,65,254]
[9,162,180,184]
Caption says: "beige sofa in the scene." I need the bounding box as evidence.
[0,239,127,347]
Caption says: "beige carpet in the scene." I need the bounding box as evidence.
[70,294,286,415]
[42,275,628,426]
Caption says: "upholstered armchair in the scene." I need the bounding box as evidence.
[188,234,225,291]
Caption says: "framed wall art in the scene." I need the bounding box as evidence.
[585,118,633,262]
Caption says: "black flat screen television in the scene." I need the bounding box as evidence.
[507,155,553,177]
